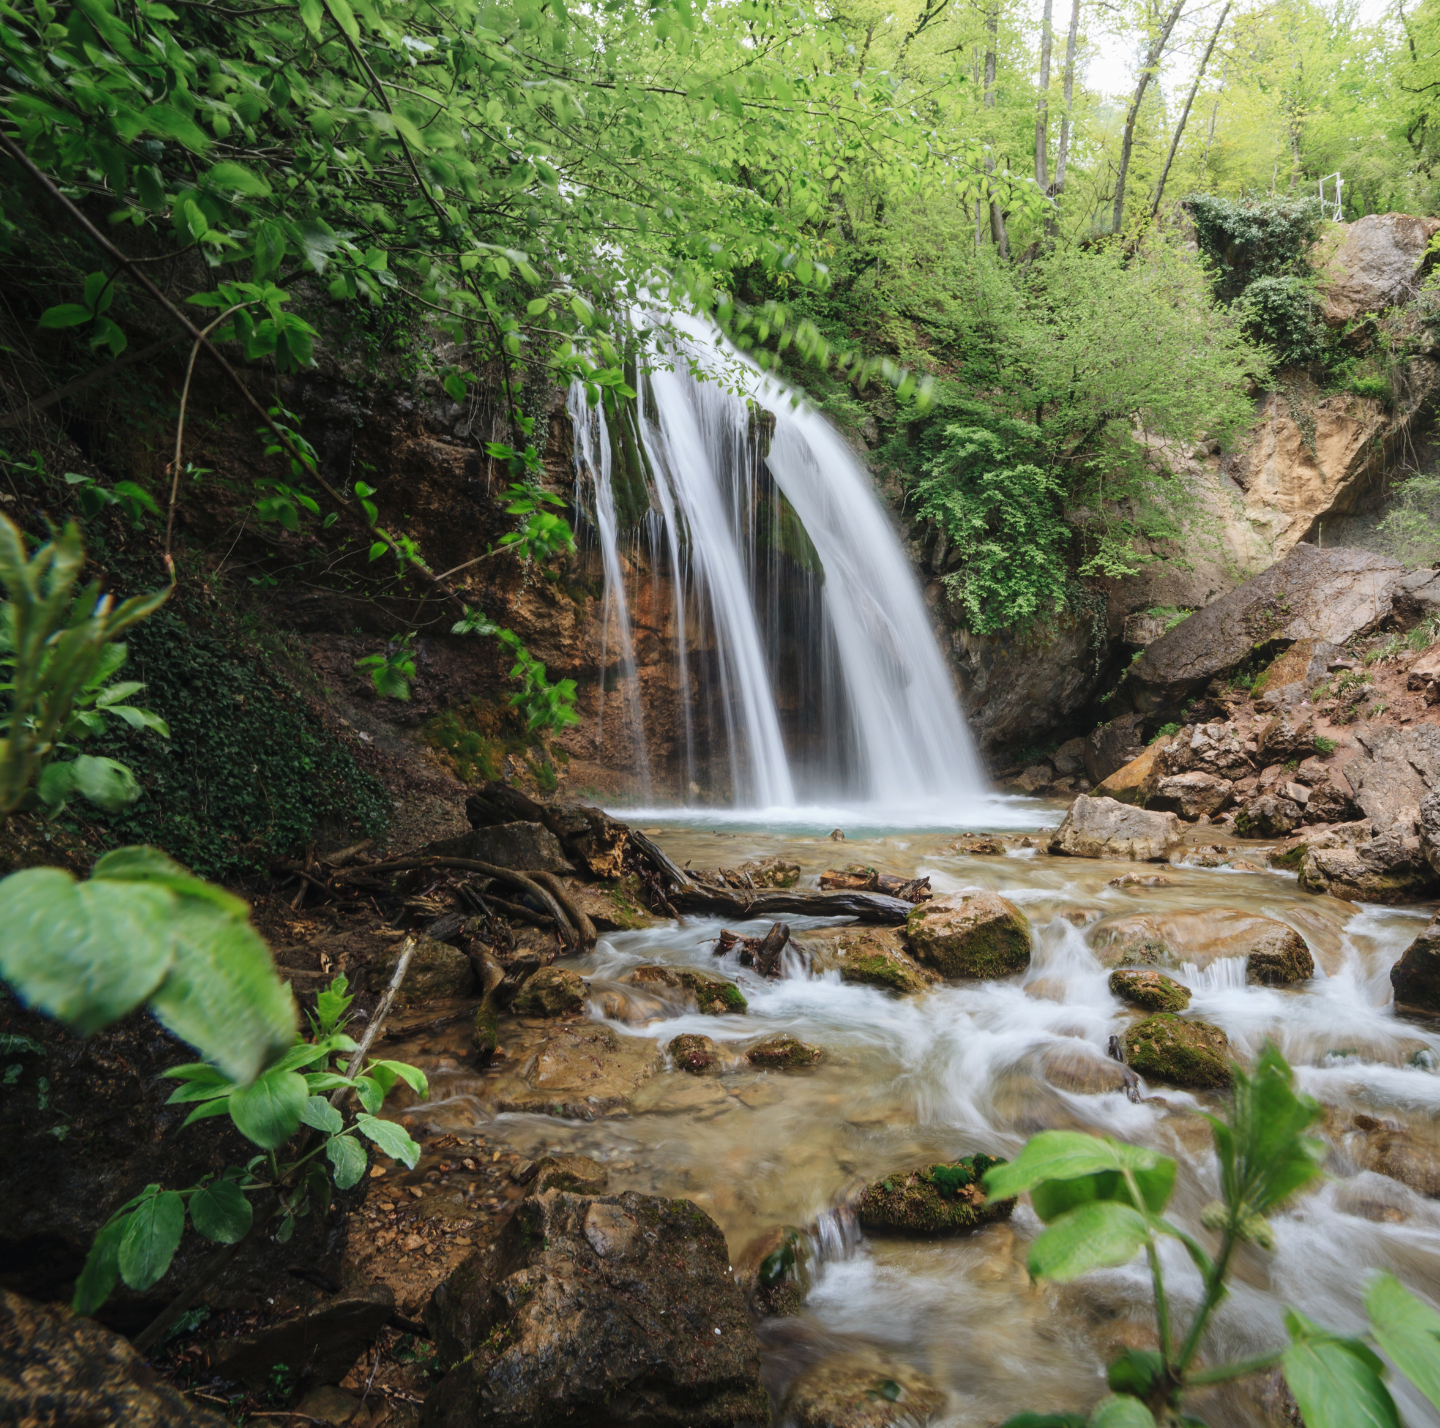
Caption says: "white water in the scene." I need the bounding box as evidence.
[569,313,987,817]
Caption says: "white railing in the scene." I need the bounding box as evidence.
[1318,172,1344,222]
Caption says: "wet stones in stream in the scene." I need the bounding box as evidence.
[516,1153,609,1196]
[1091,907,1315,984]
[734,1226,810,1320]
[903,893,1031,979]
[746,1033,823,1069]
[1338,1114,1440,1199]
[856,1155,1014,1236]
[618,964,748,1014]
[779,1345,946,1428]
[670,1033,722,1074]
[1047,795,1182,862]
[509,965,586,1017]
[487,1023,663,1119]
[802,928,935,994]
[1109,969,1191,1013]
[1391,910,1440,1016]
[1122,1014,1232,1090]
[422,1191,767,1428]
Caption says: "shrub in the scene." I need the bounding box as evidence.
[1235,275,1325,368]
[1185,194,1324,303]
[1349,374,1392,402]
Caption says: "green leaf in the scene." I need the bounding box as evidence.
[1031,1161,1176,1223]
[72,1214,127,1315]
[298,0,323,33]
[1087,1397,1156,1428]
[984,1132,1163,1203]
[93,846,245,914]
[1106,1350,1164,1398]
[326,1133,367,1189]
[366,1059,428,1100]
[204,161,271,196]
[190,1178,253,1244]
[1028,1200,1151,1282]
[105,706,171,736]
[70,755,141,812]
[300,1094,343,1134]
[0,868,174,1036]
[1283,1310,1399,1428]
[354,1112,421,1168]
[1365,1273,1440,1410]
[325,0,360,41]
[39,304,95,329]
[228,1067,307,1149]
[118,1190,185,1291]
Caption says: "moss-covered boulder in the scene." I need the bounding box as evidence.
[903,894,1031,979]
[1246,927,1315,985]
[669,1033,721,1075]
[621,965,748,1015]
[375,935,475,1004]
[856,1155,1013,1236]
[746,1034,823,1070]
[512,966,587,1018]
[1123,1014,1231,1090]
[1109,969,1191,1013]
[833,931,935,995]
[781,1346,945,1428]
[734,1225,810,1319]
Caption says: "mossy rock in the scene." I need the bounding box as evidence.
[1109,969,1191,1013]
[1123,1014,1232,1090]
[746,1033,823,1070]
[903,894,1031,979]
[734,1225,810,1318]
[835,932,934,995]
[1096,936,1175,970]
[857,1154,1013,1236]
[669,1033,720,1075]
[512,967,587,1018]
[474,998,499,1062]
[1246,927,1315,986]
[623,965,748,1015]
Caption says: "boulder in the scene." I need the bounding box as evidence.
[1095,743,1167,806]
[1245,927,1316,985]
[524,1155,609,1196]
[423,1191,767,1428]
[1127,545,1406,710]
[1048,795,1181,862]
[619,965,748,1015]
[1109,969,1191,1013]
[488,1024,662,1119]
[903,894,1031,978]
[1419,790,1440,877]
[1252,638,1335,697]
[1256,712,1315,764]
[856,1155,1014,1236]
[1040,1044,1140,1096]
[828,930,935,995]
[1236,793,1304,839]
[733,1226,810,1319]
[0,1288,227,1427]
[511,966,587,1018]
[1391,913,1440,1016]
[1052,737,1087,775]
[425,819,575,872]
[1344,1114,1440,1198]
[1407,643,1440,703]
[746,1034,823,1070]
[780,1346,947,1428]
[1316,213,1440,325]
[1085,712,1148,784]
[1092,908,1310,974]
[669,1033,721,1075]
[1270,819,1372,870]
[1167,722,1255,780]
[1299,830,1439,904]
[1152,771,1234,821]
[1344,724,1440,832]
[1122,1015,1232,1090]
[374,935,475,1003]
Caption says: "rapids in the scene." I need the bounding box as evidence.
[401,816,1440,1427]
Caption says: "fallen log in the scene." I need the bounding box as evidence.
[672,886,913,924]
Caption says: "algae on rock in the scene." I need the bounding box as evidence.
[1123,1013,1232,1089]
[857,1155,1014,1236]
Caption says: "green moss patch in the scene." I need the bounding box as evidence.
[857,1154,1013,1236]
[1123,1013,1231,1090]
[1109,969,1191,1013]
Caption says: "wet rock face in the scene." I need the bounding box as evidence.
[1093,907,1311,976]
[1085,712,1149,786]
[1109,969,1191,1013]
[1048,795,1181,863]
[619,964,749,1015]
[1344,1114,1440,1199]
[422,1191,767,1428]
[1299,828,1440,904]
[746,1033,823,1070]
[1122,1014,1231,1090]
[825,930,935,995]
[523,1154,609,1196]
[781,1345,947,1428]
[857,1156,1014,1236]
[510,966,587,1017]
[1391,913,1440,1016]
[733,1226,810,1319]
[489,1024,662,1119]
[0,1289,227,1428]
[904,893,1032,979]
[1245,927,1316,986]
[669,1033,721,1075]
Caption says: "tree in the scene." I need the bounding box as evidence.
[1114,0,1189,232]
[1152,1,1233,216]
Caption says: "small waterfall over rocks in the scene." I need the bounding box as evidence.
[568,314,986,814]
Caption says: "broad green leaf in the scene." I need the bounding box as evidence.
[181,1097,235,1129]
[1088,1397,1155,1428]
[204,161,272,196]
[1283,1310,1399,1428]
[325,0,360,41]
[367,1059,429,1100]
[228,1067,308,1149]
[118,1190,185,1291]
[1031,1161,1176,1223]
[0,868,174,1036]
[300,1095,343,1134]
[70,755,141,812]
[303,1071,356,1093]
[326,1133,367,1188]
[94,846,245,914]
[1028,1200,1150,1282]
[1365,1273,1440,1410]
[38,304,94,329]
[190,1178,253,1243]
[106,706,171,736]
[984,1132,1161,1203]
[72,1214,126,1314]
[1106,1350,1164,1398]
[354,1112,421,1168]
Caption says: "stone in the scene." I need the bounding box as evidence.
[1014,762,1055,793]
[1152,771,1234,820]
[375,936,475,1003]
[1407,643,1440,703]
[1245,927,1316,985]
[1317,213,1440,325]
[1108,872,1176,889]
[1422,791,1440,877]
[1171,722,1256,779]
[856,1155,1014,1235]
[488,1024,662,1119]
[732,1226,810,1319]
[1094,743,1167,806]
[1052,736,1087,775]
[1085,712,1149,784]
[1391,913,1440,1016]
[619,965,748,1015]
[293,1386,361,1425]
[424,820,575,872]
[1109,969,1191,1013]
[821,864,882,891]
[629,1077,731,1115]
[831,930,935,995]
[669,1033,721,1075]
[1343,724,1440,832]
[1127,545,1407,710]
[526,1154,609,1196]
[1345,1115,1440,1198]
[1047,795,1181,862]
[510,966,586,1018]
[423,1191,766,1428]
[745,1034,823,1070]
[1270,819,1373,869]
[0,1289,228,1426]
[1040,1044,1138,1096]
[1092,907,1311,973]
[903,893,1032,978]
[1299,831,1439,904]
[1251,638,1334,697]
[1122,1015,1232,1090]
[1237,794,1304,839]
[1256,712,1315,764]
[781,1346,947,1428]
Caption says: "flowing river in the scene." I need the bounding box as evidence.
[401,811,1440,1427]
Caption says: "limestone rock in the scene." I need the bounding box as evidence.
[1391,912,1440,1016]
[424,820,574,872]
[1109,969,1191,1013]
[1040,1044,1139,1096]
[1237,793,1304,838]
[903,893,1031,978]
[1245,927,1315,985]
[1048,795,1181,862]
[1299,830,1439,904]
[1167,722,1255,780]
[619,964,748,1015]
[1095,743,1167,806]
[1406,643,1440,703]
[1085,712,1149,785]
[375,935,475,1003]
[733,1226,809,1319]
[1317,213,1440,325]
[489,1024,662,1119]
[1422,791,1440,877]
[1344,723,1440,833]
[781,1346,947,1428]
[669,1033,721,1075]
[831,930,935,995]
[1153,770,1234,821]
[511,966,586,1018]
[1123,1014,1231,1090]
[1093,907,1309,973]
[857,1155,1014,1236]
[746,1034,823,1070]
[423,1191,766,1428]
[1344,1114,1440,1198]
[1270,819,1373,869]
[1252,639,1335,697]
[1052,737,1087,775]
[0,1289,228,1427]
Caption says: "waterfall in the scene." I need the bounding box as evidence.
[569,313,988,813]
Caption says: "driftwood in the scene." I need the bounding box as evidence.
[819,867,932,903]
[673,886,913,924]
[717,923,790,977]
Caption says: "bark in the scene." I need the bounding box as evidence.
[1050,0,1082,232]
[1151,0,1231,217]
[983,4,1009,256]
[1112,0,1188,234]
[673,886,915,924]
[1036,0,1056,189]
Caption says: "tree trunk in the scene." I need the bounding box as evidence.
[984,5,1010,256]
[1036,0,1055,189]
[1151,0,1230,217]
[1111,0,1187,234]
[1049,0,1081,233]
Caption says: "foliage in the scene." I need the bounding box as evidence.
[498,630,580,734]
[1185,196,1324,305]
[987,1046,1440,1427]
[74,972,426,1315]
[355,633,417,702]
[1234,276,1325,369]
[1374,472,1440,567]
[0,513,169,818]
[1313,735,1338,755]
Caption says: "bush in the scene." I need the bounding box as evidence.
[1349,374,1392,402]
[1235,275,1326,368]
[1375,472,1440,566]
[1185,194,1324,303]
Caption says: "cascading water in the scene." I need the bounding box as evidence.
[568,313,987,815]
